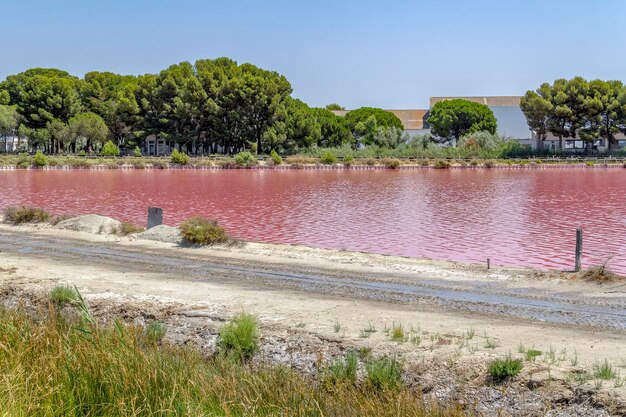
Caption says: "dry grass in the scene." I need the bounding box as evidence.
[113,221,144,236]
[0,304,468,417]
[3,206,52,225]
[179,216,232,245]
[578,259,623,282]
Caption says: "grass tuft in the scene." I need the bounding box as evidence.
[113,221,144,236]
[365,355,403,389]
[218,312,260,362]
[488,356,523,382]
[49,284,79,306]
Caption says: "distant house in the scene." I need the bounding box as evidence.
[334,96,626,151]
[0,135,26,152]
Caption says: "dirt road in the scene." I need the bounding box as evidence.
[0,223,625,416]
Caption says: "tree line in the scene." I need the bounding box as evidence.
[521,78,626,150]
[0,59,406,155]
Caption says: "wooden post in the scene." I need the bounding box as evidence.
[147,207,163,230]
[487,258,490,270]
[575,228,583,272]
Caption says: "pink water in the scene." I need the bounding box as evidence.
[1,168,625,274]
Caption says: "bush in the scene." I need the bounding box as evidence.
[3,206,52,225]
[484,160,496,168]
[16,153,31,168]
[33,150,48,167]
[270,149,282,165]
[488,356,523,382]
[179,216,231,245]
[234,151,257,167]
[343,154,354,166]
[365,355,403,389]
[133,146,142,157]
[218,312,260,362]
[284,156,317,165]
[170,149,189,165]
[100,140,121,157]
[433,159,451,169]
[320,150,338,165]
[383,158,400,169]
[113,222,144,236]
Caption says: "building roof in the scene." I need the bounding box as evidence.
[429,96,522,107]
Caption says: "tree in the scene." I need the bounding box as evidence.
[68,112,109,153]
[428,99,497,145]
[579,80,624,150]
[325,103,345,111]
[311,108,353,147]
[344,107,403,133]
[262,98,320,152]
[82,71,141,146]
[0,105,19,152]
[520,89,552,149]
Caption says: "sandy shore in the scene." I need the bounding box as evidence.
[0,221,625,416]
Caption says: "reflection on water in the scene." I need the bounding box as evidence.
[1,168,624,274]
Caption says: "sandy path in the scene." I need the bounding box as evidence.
[0,223,625,415]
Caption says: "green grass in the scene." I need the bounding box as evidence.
[3,206,52,225]
[143,321,167,343]
[48,284,79,306]
[179,216,231,245]
[390,325,405,342]
[525,349,542,362]
[0,303,467,416]
[365,355,404,389]
[593,360,617,380]
[218,312,260,362]
[488,356,523,382]
[323,351,359,385]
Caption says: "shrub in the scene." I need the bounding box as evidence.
[16,153,31,168]
[179,216,231,245]
[113,222,144,236]
[270,149,282,165]
[585,161,595,167]
[365,356,403,389]
[284,156,317,165]
[234,151,257,167]
[320,150,338,165]
[484,160,496,168]
[49,284,79,306]
[383,158,400,169]
[133,146,142,157]
[33,150,48,167]
[218,312,260,362]
[100,140,121,157]
[3,206,52,225]
[433,159,451,169]
[390,325,405,342]
[324,351,359,385]
[343,154,354,166]
[488,356,523,382]
[170,149,189,165]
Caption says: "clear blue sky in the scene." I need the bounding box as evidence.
[1,0,625,109]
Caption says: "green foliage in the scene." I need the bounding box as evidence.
[143,321,167,344]
[325,103,345,111]
[324,351,359,385]
[458,131,503,151]
[525,349,542,362]
[179,216,230,245]
[100,140,120,156]
[488,357,523,381]
[33,150,48,166]
[49,284,79,306]
[383,158,400,169]
[218,312,260,362]
[234,151,258,167]
[133,146,142,157]
[365,356,403,389]
[345,107,403,132]
[320,150,338,164]
[270,149,282,165]
[3,206,52,225]
[593,360,617,380]
[68,112,109,153]
[170,149,189,165]
[428,99,497,144]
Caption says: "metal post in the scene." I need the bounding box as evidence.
[575,228,583,272]
[147,207,163,230]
